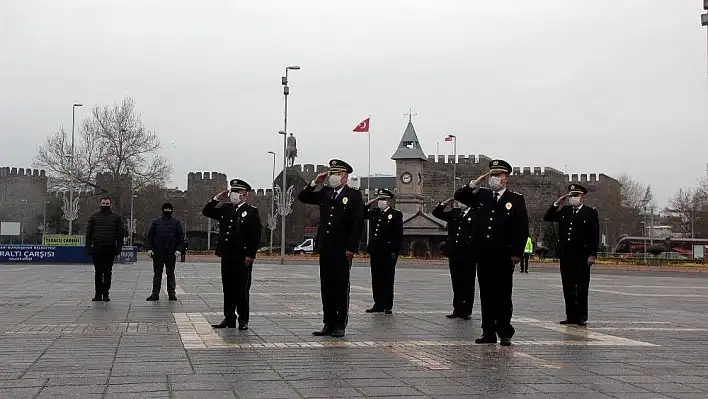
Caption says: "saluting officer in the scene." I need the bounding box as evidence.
[543,183,599,326]
[363,189,403,314]
[298,159,365,338]
[202,179,262,331]
[432,197,476,320]
[454,159,529,346]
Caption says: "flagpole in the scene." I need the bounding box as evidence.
[366,115,371,247]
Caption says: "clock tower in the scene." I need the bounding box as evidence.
[391,117,427,214]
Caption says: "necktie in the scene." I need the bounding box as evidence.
[494,192,499,202]
[331,191,337,201]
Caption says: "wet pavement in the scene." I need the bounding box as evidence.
[0,260,706,398]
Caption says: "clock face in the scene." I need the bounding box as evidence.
[400,172,412,184]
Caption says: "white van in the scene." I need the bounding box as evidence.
[293,238,315,254]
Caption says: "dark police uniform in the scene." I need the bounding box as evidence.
[543,183,599,326]
[298,159,365,338]
[202,179,262,330]
[432,201,475,319]
[454,159,529,345]
[364,189,403,313]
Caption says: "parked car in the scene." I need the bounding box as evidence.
[293,238,315,254]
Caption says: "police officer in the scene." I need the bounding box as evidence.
[202,179,262,330]
[543,183,599,326]
[298,159,365,338]
[432,196,475,320]
[363,189,403,314]
[454,159,529,346]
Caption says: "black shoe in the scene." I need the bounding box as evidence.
[312,325,333,336]
[211,319,236,328]
[559,319,577,325]
[461,314,472,320]
[92,295,102,302]
[525,270,529,273]
[446,312,459,319]
[238,323,249,331]
[146,294,159,301]
[330,327,345,338]
[168,294,177,301]
[500,337,512,346]
[365,307,384,313]
[577,320,587,327]
[384,309,392,314]
[103,294,110,302]
[475,334,497,344]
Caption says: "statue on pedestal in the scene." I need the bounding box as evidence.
[285,133,297,167]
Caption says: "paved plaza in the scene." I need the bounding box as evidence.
[0,261,707,398]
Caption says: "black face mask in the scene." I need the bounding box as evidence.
[100,205,111,213]
[162,210,172,218]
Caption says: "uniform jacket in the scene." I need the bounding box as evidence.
[432,203,474,258]
[146,216,185,255]
[364,207,403,255]
[202,200,262,259]
[85,210,124,254]
[297,184,365,254]
[543,204,600,258]
[454,186,529,259]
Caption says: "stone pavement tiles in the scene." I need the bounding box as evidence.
[0,261,707,398]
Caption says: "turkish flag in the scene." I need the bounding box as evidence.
[352,118,370,133]
[444,136,453,142]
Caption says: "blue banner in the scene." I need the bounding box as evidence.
[0,245,137,263]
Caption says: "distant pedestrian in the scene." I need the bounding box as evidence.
[145,203,185,301]
[181,238,188,262]
[522,236,533,273]
[85,197,124,302]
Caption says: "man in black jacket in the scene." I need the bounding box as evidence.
[454,159,529,346]
[432,197,475,320]
[364,189,403,314]
[146,203,185,301]
[85,197,124,302]
[203,179,262,330]
[298,159,365,338]
[543,183,600,326]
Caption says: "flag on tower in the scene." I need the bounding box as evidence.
[444,135,453,142]
[353,118,370,133]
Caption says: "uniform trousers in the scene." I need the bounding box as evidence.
[559,253,591,322]
[220,256,253,323]
[91,249,116,296]
[477,254,515,338]
[369,251,397,310]
[319,248,352,328]
[448,249,476,315]
[152,253,177,296]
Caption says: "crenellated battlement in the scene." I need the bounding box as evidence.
[187,171,228,183]
[510,166,566,177]
[425,154,493,164]
[0,167,47,179]
[566,173,615,184]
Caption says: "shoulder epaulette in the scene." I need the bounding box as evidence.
[510,191,523,196]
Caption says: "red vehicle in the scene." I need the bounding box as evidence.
[614,236,708,258]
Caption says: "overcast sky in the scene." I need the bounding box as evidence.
[2,0,707,207]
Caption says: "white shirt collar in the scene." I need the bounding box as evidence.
[382,207,390,213]
[493,187,506,199]
[574,204,583,211]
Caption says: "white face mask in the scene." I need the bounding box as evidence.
[488,176,504,192]
[568,196,581,207]
[328,174,342,187]
[229,192,242,204]
[377,200,388,210]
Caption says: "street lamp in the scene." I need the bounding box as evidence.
[280,64,300,264]
[268,150,277,255]
[20,199,27,245]
[68,103,83,235]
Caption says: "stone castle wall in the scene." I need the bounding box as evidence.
[0,167,48,239]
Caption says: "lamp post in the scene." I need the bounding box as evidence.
[268,150,276,255]
[68,103,83,235]
[280,65,300,264]
[20,199,27,245]
[702,1,708,72]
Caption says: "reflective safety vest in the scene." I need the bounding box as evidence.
[524,237,533,254]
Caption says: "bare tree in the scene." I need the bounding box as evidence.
[615,173,653,237]
[34,97,172,214]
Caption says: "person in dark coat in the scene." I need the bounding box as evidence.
[454,159,529,346]
[180,238,188,262]
[543,183,600,326]
[432,196,476,320]
[85,197,124,302]
[363,189,403,314]
[202,179,262,330]
[145,202,185,301]
[298,159,365,338]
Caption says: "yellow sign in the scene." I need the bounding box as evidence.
[42,235,85,247]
